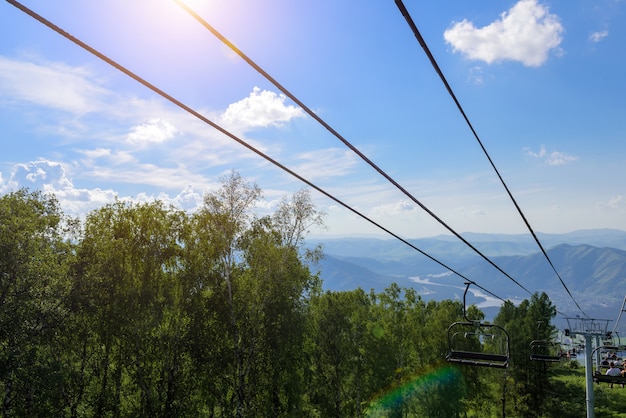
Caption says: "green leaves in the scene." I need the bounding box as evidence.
[0,189,72,416]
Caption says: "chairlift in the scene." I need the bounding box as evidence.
[603,331,615,347]
[446,283,510,369]
[529,340,562,362]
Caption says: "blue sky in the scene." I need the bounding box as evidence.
[1,0,625,239]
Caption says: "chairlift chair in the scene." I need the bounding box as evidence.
[529,340,562,362]
[446,283,510,369]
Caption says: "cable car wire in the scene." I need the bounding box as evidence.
[5,0,516,308]
[172,0,536,298]
[611,295,626,335]
[393,0,589,319]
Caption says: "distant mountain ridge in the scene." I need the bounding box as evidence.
[307,229,626,320]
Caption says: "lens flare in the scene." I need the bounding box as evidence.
[365,365,464,416]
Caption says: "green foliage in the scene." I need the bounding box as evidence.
[0,189,74,416]
[489,292,557,417]
[546,365,626,417]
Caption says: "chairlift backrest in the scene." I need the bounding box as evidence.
[530,340,563,362]
[446,321,510,369]
[529,340,562,362]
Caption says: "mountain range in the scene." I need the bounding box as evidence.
[308,229,626,326]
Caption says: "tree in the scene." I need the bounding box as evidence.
[184,173,325,417]
[366,288,469,418]
[0,189,74,416]
[72,199,191,417]
[306,288,379,417]
[492,292,556,417]
[192,171,262,417]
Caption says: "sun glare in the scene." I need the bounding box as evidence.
[169,0,222,27]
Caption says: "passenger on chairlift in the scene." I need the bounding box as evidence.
[606,362,622,377]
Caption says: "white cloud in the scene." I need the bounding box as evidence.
[0,56,280,168]
[0,159,212,217]
[524,145,577,165]
[10,160,74,190]
[370,200,419,217]
[127,118,178,145]
[0,56,276,186]
[220,87,304,130]
[525,146,547,159]
[589,30,609,42]
[291,148,358,181]
[444,0,564,67]
[467,66,485,85]
[135,185,205,212]
[78,148,137,165]
[0,160,117,216]
[545,151,577,166]
[0,56,109,114]
[82,163,210,190]
[602,195,625,209]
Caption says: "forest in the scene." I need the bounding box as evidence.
[0,172,579,417]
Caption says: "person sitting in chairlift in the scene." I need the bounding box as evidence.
[606,362,623,388]
[607,362,622,376]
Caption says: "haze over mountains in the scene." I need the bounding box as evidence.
[309,229,626,326]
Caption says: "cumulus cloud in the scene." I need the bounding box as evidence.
[0,160,117,215]
[0,159,211,217]
[168,185,206,211]
[10,160,74,190]
[127,118,178,145]
[134,185,205,212]
[524,145,577,165]
[444,0,564,67]
[589,30,609,43]
[220,87,304,130]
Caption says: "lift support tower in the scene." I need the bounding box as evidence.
[564,317,611,418]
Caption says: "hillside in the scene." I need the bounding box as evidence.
[309,229,626,320]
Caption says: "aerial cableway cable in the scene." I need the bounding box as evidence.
[393,0,589,318]
[173,0,536,298]
[6,0,512,308]
[611,295,626,336]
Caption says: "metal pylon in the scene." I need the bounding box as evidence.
[564,317,612,418]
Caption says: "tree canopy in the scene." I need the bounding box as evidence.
[0,179,569,417]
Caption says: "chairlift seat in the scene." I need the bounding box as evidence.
[447,350,509,368]
[529,353,561,362]
[593,371,626,386]
[446,320,510,369]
